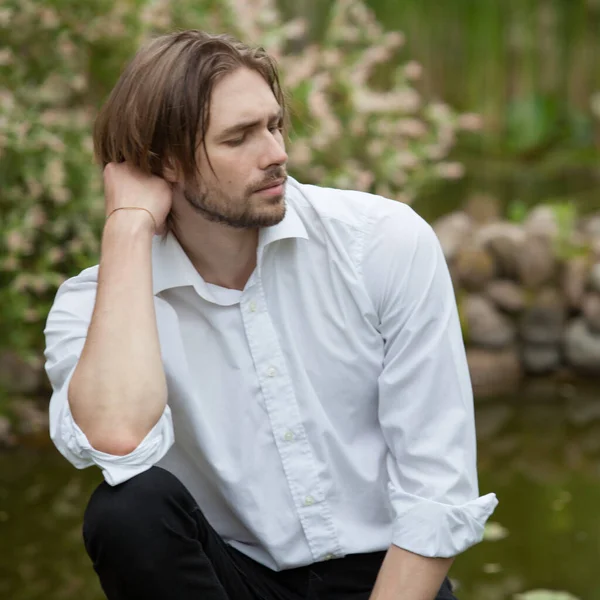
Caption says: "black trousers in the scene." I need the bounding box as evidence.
[83,466,457,600]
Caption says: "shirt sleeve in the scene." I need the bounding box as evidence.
[362,201,498,558]
[44,270,175,486]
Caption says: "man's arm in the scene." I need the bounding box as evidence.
[68,163,172,455]
[370,546,453,600]
[361,199,498,598]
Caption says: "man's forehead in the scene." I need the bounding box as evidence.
[209,68,280,130]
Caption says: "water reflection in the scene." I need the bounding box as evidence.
[1,387,600,599]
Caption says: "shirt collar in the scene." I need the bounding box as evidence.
[258,178,308,249]
[152,179,308,296]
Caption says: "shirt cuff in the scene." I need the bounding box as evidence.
[390,486,499,558]
[51,375,175,486]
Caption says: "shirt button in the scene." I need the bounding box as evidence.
[304,495,315,506]
[267,367,277,377]
[249,301,257,312]
[283,431,294,442]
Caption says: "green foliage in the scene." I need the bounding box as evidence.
[1,0,469,366]
[507,199,529,224]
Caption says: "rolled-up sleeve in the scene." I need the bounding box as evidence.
[363,202,498,558]
[44,269,175,486]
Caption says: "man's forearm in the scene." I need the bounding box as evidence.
[369,545,454,600]
[69,210,167,455]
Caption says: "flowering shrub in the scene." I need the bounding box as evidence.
[1,0,475,369]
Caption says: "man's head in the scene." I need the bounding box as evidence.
[94,30,289,230]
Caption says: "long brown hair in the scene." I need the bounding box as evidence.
[94,30,287,182]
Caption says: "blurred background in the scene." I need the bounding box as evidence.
[1,0,600,598]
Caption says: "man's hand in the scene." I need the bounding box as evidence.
[103,162,173,234]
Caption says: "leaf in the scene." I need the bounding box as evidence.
[482,521,509,541]
[514,591,581,600]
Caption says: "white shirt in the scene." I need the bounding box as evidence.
[44,177,498,571]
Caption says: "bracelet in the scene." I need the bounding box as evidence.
[106,207,157,232]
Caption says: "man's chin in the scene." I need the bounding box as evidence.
[258,201,286,227]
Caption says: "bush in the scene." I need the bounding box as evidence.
[0,0,474,374]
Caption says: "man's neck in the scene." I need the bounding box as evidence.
[174,214,259,292]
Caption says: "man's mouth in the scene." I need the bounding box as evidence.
[253,177,287,197]
[254,177,286,193]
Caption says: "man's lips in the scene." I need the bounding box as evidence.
[253,177,286,193]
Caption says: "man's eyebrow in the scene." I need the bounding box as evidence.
[217,108,283,139]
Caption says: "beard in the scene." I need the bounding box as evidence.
[182,167,287,229]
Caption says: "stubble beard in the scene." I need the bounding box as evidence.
[183,171,288,229]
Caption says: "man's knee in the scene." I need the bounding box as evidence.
[83,466,190,548]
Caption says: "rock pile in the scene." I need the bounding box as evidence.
[434,205,600,396]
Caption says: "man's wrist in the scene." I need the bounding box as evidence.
[104,207,156,237]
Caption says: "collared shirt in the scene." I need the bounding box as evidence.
[44,177,498,571]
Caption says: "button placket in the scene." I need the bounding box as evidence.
[241,277,342,561]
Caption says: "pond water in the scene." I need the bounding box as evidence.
[1,387,600,600]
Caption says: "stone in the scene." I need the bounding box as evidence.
[463,294,516,349]
[11,399,49,435]
[589,262,600,293]
[484,280,525,313]
[582,293,600,333]
[519,288,566,344]
[523,205,559,240]
[521,344,562,374]
[464,193,501,225]
[476,222,526,278]
[593,240,600,262]
[583,213,600,239]
[466,347,523,397]
[517,236,556,288]
[563,255,589,309]
[564,318,600,374]
[454,246,496,291]
[0,416,16,448]
[0,351,44,395]
[432,211,473,262]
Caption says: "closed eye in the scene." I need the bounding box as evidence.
[269,119,284,134]
[225,135,246,147]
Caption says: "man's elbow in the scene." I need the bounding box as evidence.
[87,431,143,456]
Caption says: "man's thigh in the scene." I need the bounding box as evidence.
[301,552,458,600]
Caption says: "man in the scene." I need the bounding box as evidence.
[44,30,497,600]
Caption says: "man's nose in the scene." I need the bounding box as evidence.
[260,134,288,170]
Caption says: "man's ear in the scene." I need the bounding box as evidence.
[162,157,181,184]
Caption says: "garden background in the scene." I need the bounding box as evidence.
[1,0,600,598]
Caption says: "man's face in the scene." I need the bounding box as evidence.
[178,67,288,229]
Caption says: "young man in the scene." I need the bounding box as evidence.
[44,30,497,600]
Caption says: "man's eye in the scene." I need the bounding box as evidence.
[269,122,283,134]
[225,137,245,146]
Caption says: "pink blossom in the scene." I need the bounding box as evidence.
[289,141,312,167]
[457,113,484,132]
[26,206,47,229]
[6,231,25,252]
[354,170,374,191]
[396,151,419,170]
[47,247,65,264]
[435,162,465,180]
[0,49,14,66]
[385,31,405,49]
[403,61,423,81]
[2,256,18,271]
[397,118,427,138]
[39,8,60,29]
[0,9,12,27]
[52,187,71,205]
